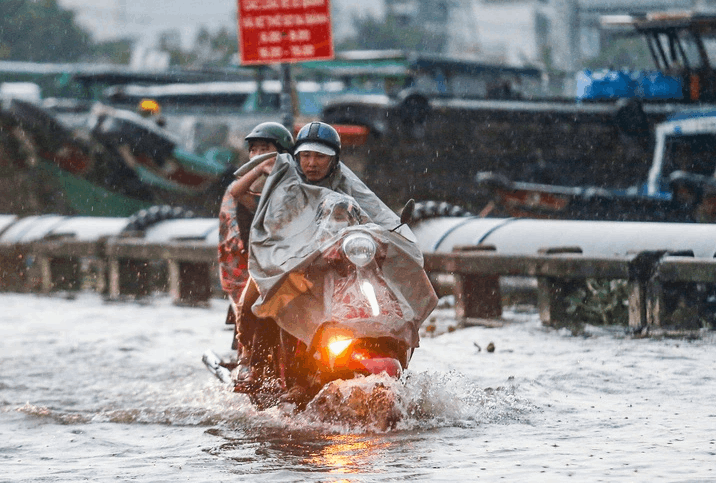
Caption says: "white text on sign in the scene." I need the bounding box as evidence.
[241,13,330,29]
[242,0,326,11]
[258,29,311,44]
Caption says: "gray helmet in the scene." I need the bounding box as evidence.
[245,121,294,153]
[294,121,341,161]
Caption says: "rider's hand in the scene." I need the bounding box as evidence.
[226,154,276,201]
[257,156,276,176]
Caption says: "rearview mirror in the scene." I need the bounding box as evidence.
[400,199,415,225]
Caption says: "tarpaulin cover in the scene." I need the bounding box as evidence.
[248,154,437,348]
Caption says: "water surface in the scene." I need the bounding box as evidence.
[2,293,715,482]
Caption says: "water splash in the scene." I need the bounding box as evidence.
[16,403,92,425]
[13,369,532,436]
[286,370,534,434]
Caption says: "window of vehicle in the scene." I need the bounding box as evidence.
[663,133,716,177]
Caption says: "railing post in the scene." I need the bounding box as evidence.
[627,277,648,328]
[537,247,583,327]
[39,255,52,294]
[647,251,701,328]
[108,258,120,300]
[106,256,151,300]
[168,260,212,306]
[628,250,667,329]
[452,245,502,325]
[645,278,666,326]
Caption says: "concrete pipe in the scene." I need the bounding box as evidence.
[411,217,716,258]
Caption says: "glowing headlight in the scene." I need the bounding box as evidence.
[327,338,353,357]
[341,233,376,267]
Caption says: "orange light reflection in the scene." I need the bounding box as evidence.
[304,434,392,477]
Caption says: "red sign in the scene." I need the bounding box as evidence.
[237,0,335,65]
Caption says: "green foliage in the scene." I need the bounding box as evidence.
[159,26,238,68]
[565,279,630,326]
[0,0,238,67]
[338,13,442,52]
[0,0,92,62]
[92,38,134,65]
[584,36,654,71]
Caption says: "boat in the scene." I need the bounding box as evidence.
[319,12,716,211]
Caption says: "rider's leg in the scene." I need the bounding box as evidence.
[224,303,238,350]
[236,279,260,355]
[231,279,260,387]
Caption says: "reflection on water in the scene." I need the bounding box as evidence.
[304,434,390,475]
[206,424,417,480]
[5,294,716,481]
[197,370,529,481]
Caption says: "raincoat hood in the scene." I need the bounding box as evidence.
[248,154,437,348]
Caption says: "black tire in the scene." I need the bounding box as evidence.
[122,204,196,232]
[614,98,649,137]
[411,200,473,223]
[398,93,430,125]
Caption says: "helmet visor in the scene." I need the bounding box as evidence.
[295,141,336,157]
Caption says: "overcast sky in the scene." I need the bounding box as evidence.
[58,0,383,48]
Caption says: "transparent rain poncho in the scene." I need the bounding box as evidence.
[248,155,437,349]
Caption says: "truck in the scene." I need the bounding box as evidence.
[320,11,716,211]
[475,108,716,223]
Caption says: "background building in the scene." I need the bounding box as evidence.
[57,0,716,75]
[384,0,716,71]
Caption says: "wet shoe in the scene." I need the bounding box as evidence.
[233,365,259,393]
[279,384,309,405]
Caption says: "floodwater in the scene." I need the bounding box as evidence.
[2,292,716,482]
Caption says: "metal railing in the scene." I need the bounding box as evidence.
[2,215,715,332]
[424,245,716,330]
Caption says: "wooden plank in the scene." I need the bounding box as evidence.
[424,252,633,279]
[655,258,716,283]
[628,279,648,328]
[30,240,102,258]
[106,240,216,262]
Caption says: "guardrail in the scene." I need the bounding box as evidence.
[424,245,716,330]
[8,235,219,306]
[2,215,715,332]
[0,215,219,306]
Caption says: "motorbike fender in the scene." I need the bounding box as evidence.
[358,357,402,378]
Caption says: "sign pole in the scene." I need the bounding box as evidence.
[280,63,294,133]
[237,0,335,132]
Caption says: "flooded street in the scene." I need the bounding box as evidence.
[2,292,716,482]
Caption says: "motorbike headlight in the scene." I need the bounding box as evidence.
[327,338,353,357]
[341,233,376,267]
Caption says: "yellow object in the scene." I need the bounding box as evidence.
[138,98,161,116]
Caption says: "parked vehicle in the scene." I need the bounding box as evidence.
[475,108,716,222]
[320,12,716,211]
[0,98,236,217]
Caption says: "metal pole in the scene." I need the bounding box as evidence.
[280,63,294,132]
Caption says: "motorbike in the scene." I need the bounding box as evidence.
[204,192,438,412]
